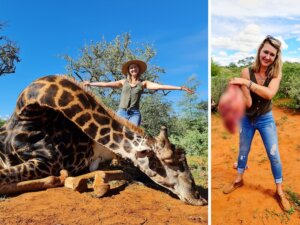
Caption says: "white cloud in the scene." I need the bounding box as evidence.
[212,0,300,19]
[212,24,264,53]
[211,0,293,66]
[283,56,300,63]
[218,51,228,56]
[212,51,255,66]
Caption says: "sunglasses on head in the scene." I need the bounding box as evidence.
[265,35,281,46]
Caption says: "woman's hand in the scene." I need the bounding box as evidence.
[82,81,90,86]
[181,86,195,94]
[229,77,248,86]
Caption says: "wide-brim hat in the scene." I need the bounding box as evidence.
[121,59,147,75]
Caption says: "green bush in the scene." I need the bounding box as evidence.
[0,119,6,127]
[211,75,228,106]
[278,62,300,109]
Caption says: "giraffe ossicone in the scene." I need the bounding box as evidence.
[0,75,207,206]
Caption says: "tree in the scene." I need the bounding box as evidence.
[178,75,201,119]
[0,22,20,76]
[140,93,175,136]
[0,119,5,127]
[237,56,254,67]
[169,76,208,156]
[211,59,221,77]
[64,33,165,109]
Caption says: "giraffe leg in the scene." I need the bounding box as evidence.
[64,170,130,197]
[0,170,68,195]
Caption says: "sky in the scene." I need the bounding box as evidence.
[0,0,208,118]
[211,0,300,66]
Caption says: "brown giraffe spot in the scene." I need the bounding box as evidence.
[100,128,110,136]
[77,93,91,109]
[93,114,110,125]
[40,84,58,107]
[125,130,135,140]
[112,120,123,132]
[63,104,83,119]
[84,122,98,139]
[59,79,81,92]
[86,94,97,109]
[97,135,110,145]
[113,133,123,143]
[96,106,108,115]
[75,113,92,126]
[123,139,132,153]
[16,92,25,111]
[109,143,119,150]
[39,76,57,83]
[132,141,139,146]
[59,90,74,107]
[27,83,46,100]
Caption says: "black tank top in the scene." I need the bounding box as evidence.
[245,68,272,119]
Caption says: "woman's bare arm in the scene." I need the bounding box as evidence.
[83,80,124,88]
[143,81,194,94]
[230,72,281,100]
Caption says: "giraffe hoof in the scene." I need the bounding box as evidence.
[59,170,69,182]
[93,183,110,198]
[92,174,110,197]
[64,177,88,193]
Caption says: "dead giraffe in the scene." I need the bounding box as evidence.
[0,75,207,206]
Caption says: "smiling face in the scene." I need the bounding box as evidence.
[259,42,278,68]
[128,64,140,78]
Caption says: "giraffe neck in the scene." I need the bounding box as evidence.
[16,75,148,164]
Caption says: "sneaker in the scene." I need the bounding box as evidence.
[277,194,291,212]
[223,180,243,194]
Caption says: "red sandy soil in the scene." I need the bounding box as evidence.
[0,179,207,225]
[212,106,300,225]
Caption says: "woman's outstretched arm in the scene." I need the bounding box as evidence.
[143,81,194,94]
[83,80,124,88]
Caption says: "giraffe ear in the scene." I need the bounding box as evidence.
[156,126,170,147]
[156,126,174,161]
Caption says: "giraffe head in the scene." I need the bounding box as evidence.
[135,126,207,206]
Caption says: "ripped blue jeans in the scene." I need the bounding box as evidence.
[237,111,283,183]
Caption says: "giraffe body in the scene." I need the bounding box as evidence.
[0,75,206,206]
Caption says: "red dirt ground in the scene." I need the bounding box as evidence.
[212,106,300,225]
[0,177,207,225]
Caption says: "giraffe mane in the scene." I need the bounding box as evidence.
[58,74,145,137]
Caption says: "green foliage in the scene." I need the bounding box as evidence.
[211,62,241,108]
[277,62,300,109]
[0,22,20,76]
[64,34,208,157]
[212,60,300,111]
[64,33,164,106]
[211,75,228,107]
[0,119,6,127]
[237,56,254,67]
[140,93,174,137]
[169,76,208,156]
[211,59,221,77]
[187,156,207,188]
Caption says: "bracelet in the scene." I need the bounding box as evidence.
[247,81,253,89]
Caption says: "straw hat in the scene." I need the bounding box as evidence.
[121,60,147,75]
